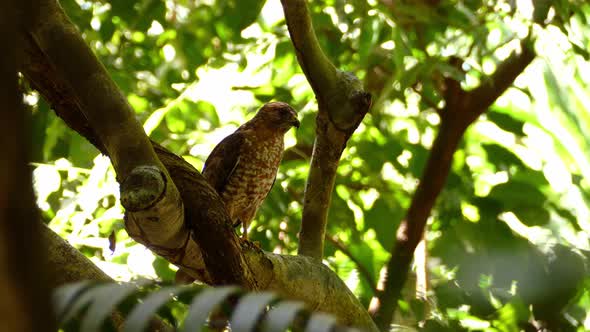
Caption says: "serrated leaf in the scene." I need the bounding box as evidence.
[230,292,277,332]
[80,283,141,332]
[304,312,337,332]
[123,286,192,332]
[61,283,114,325]
[262,301,306,332]
[53,281,93,323]
[182,286,241,332]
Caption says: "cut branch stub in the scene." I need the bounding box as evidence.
[120,165,166,212]
[324,71,372,133]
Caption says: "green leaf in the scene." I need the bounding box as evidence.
[165,100,201,133]
[358,17,382,66]
[328,188,356,231]
[80,283,141,332]
[487,181,546,207]
[365,197,402,250]
[152,257,176,282]
[549,202,581,230]
[108,0,136,23]
[482,143,524,168]
[510,169,549,188]
[136,0,165,31]
[487,111,525,136]
[532,0,552,24]
[512,205,550,226]
[487,181,550,226]
[408,144,429,178]
[220,0,265,38]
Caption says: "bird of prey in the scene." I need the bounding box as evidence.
[202,101,300,239]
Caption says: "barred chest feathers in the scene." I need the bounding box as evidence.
[240,134,284,189]
[221,133,284,215]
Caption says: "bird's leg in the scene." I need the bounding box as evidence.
[241,222,248,240]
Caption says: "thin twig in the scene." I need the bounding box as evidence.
[326,235,379,295]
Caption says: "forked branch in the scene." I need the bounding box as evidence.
[281,0,372,260]
[27,0,255,288]
[373,40,536,330]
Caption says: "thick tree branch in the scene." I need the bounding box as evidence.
[25,0,256,289]
[373,41,536,330]
[30,0,185,253]
[467,40,536,115]
[279,0,338,100]
[43,225,111,285]
[42,225,172,332]
[281,0,372,260]
[373,119,466,329]
[33,1,156,180]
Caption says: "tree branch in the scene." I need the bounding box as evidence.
[467,40,536,116]
[279,0,337,100]
[32,0,155,180]
[281,0,372,260]
[25,0,256,289]
[373,41,536,330]
[42,225,172,332]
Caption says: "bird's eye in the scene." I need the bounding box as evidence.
[280,107,293,117]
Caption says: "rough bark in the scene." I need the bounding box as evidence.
[43,225,112,285]
[373,40,536,330]
[281,0,372,260]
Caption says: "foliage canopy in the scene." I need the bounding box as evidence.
[29,0,590,330]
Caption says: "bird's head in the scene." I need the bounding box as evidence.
[252,101,300,133]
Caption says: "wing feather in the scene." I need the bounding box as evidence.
[202,132,244,194]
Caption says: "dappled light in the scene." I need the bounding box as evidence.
[6,0,588,330]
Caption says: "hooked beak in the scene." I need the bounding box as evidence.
[292,118,300,128]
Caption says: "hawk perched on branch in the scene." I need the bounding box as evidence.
[203,102,300,239]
